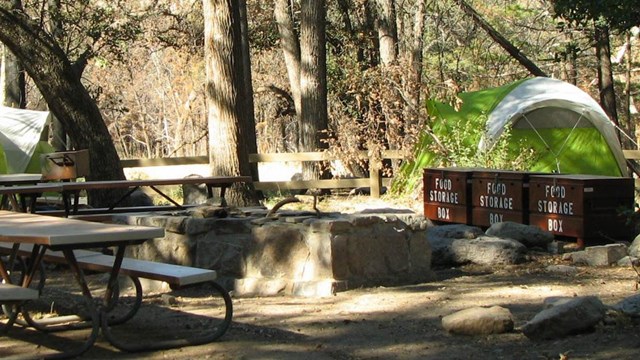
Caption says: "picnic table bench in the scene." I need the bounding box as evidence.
[0,283,39,302]
[0,241,232,353]
[0,284,39,332]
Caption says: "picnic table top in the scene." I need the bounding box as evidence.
[55,175,252,191]
[0,173,43,186]
[0,210,164,247]
[0,183,63,194]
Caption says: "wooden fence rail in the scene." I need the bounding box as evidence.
[120,151,404,198]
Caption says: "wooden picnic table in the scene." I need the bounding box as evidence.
[0,210,164,358]
[58,175,252,214]
[0,175,252,216]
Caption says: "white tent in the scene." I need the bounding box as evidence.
[0,105,51,173]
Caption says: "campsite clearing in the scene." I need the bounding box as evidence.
[2,251,639,360]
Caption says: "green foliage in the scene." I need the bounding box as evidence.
[423,113,537,171]
[552,0,640,31]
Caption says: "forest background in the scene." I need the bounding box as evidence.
[0,0,639,205]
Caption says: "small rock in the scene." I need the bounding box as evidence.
[545,265,578,275]
[442,306,514,335]
[521,296,606,340]
[629,235,640,258]
[616,256,640,267]
[547,240,566,254]
[161,294,178,306]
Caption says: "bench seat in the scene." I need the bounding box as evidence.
[0,243,216,288]
[0,283,39,302]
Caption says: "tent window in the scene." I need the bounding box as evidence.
[520,110,587,173]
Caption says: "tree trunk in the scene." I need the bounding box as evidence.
[595,24,619,130]
[238,0,259,183]
[376,0,397,66]
[623,31,634,149]
[47,0,67,151]
[274,0,301,150]
[0,0,24,108]
[0,5,125,207]
[0,44,24,108]
[299,0,328,180]
[203,0,258,206]
[406,0,426,128]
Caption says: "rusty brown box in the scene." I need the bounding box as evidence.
[423,167,476,224]
[471,170,537,227]
[40,149,90,181]
[528,174,634,244]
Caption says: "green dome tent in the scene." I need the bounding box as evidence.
[0,106,54,174]
[392,77,627,194]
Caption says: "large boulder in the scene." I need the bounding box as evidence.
[427,224,483,266]
[451,236,528,265]
[485,221,554,249]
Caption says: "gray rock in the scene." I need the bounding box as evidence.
[570,244,628,266]
[547,240,567,254]
[427,224,483,266]
[630,235,640,258]
[612,294,640,317]
[542,296,578,308]
[545,265,578,275]
[427,224,484,240]
[485,221,554,249]
[451,235,527,265]
[521,296,606,340]
[442,306,514,335]
[616,256,640,267]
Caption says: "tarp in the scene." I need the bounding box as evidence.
[392,77,627,193]
[0,106,52,174]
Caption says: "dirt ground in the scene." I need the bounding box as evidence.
[2,197,640,359]
[2,250,640,360]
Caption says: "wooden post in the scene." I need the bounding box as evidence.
[369,170,381,198]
